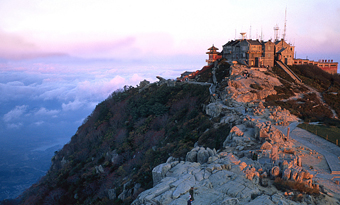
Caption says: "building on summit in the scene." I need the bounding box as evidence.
[219,33,337,74]
[221,33,294,68]
[293,59,338,75]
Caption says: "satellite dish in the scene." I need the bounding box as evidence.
[240,32,247,40]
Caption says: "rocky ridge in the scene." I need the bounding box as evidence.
[132,64,340,205]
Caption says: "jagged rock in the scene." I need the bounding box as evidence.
[197,148,210,164]
[206,102,223,118]
[281,160,289,171]
[304,194,314,204]
[134,183,141,195]
[303,170,313,180]
[152,163,172,186]
[260,141,272,150]
[108,189,116,200]
[296,171,305,183]
[253,175,260,185]
[166,156,178,163]
[290,168,299,180]
[271,166,280,178]
[260,178,269,187]
[222,197,239,205]
[230,126,244,137]
[245,167,256,180]
[185,150,197,162]
[239,162,247,171]
[261,172,268,178]
[61,157,67,167]
[282,168,291,181]
[207,155,219,163]
[118,189,132,201]
[95,165,104,174]
[107,150,119,163]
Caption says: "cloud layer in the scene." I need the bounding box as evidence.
[0,57,201,135]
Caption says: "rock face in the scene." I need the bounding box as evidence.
[205,102,224,118]
[223,65,282,104]
[132,151,299,205]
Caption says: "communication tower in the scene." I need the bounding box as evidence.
[273,25,279,41]
[283,8,287,40]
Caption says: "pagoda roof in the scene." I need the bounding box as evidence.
[206,51,220,54]
[207,44,219,51]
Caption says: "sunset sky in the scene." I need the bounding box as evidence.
[0,0,339,62]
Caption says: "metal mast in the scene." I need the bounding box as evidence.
[274,24,279,41]
[283,8,287,40]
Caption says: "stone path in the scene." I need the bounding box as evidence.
[275,123,340,175]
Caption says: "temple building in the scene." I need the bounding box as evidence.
[206,45,221,65]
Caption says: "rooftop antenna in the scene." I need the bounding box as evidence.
[274,24,279,41]
[283,7,287,40]
[261,27,263,41]
[235,29,237,40]
[249,25,252,39]
[240,32,247,40]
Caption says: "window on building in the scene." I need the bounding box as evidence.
[268,54,271,57]
[268,46,271,50]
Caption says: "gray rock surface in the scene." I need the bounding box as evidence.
[132,150,299,205]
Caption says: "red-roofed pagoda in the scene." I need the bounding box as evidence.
[206,45,221,65]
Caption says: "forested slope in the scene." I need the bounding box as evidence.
[16,82,230,204]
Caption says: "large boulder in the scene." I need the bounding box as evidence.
[206,102,223,118]
[152,163,172,186]
[186,149,197,162]
[282,168,291,181]
[260,141,272,150]
[270,166,280,178]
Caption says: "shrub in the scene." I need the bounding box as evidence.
[273,178,319,195]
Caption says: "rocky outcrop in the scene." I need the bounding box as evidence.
[223,65,282,104]
[132,150,305,205]
[185,146,217,164]
[205,102,224,118]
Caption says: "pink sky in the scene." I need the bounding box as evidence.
[0,0,339,64]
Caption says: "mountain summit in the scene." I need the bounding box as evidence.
[8,59,340,205]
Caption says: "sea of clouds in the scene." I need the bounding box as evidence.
[1,56,203,147]
[0,55,204,200]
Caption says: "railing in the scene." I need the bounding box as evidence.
[275,60,302,83]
